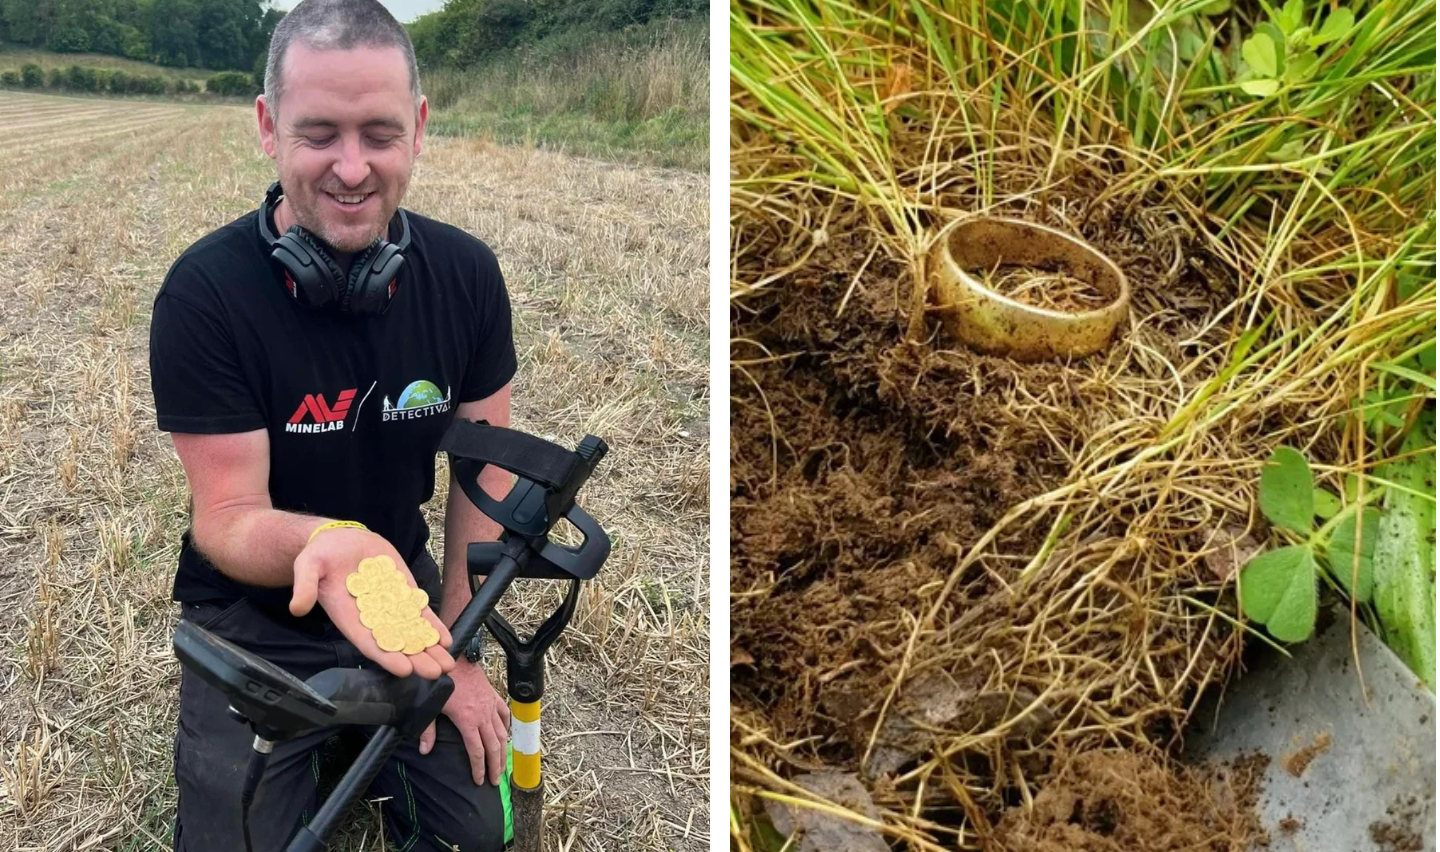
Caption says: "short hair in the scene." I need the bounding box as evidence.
[264,0,422,119]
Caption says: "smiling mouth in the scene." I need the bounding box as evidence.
[326,191,373,207]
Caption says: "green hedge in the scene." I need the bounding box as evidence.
[3,63,331,100]
[205,71,256,97]
[65,64,99,91]
[1,63,176,95]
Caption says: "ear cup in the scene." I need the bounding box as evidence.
[293,229,348,305]
[273,228,347,309]
[347,241,406,315]
[344,242,384,314]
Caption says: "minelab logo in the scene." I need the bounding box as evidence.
[286,388,356,433]
[382,380,452,422]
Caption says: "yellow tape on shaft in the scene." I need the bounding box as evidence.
[510,699,541,789]
[513,750,540,790]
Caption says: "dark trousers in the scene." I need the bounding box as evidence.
[171,563,511,852]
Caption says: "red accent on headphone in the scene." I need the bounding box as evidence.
[284,271,297,298]
[388,279,397,298]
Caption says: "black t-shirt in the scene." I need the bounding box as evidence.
[149,204,516,620]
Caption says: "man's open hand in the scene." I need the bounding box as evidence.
[420,661,510,786]
[290,526,456,679]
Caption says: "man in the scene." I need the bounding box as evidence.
[148,1,515,849]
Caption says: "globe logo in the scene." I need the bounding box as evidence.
[397,380,445,409]
[381,380,452,423]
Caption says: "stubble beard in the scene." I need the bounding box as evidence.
[289,189,392,255]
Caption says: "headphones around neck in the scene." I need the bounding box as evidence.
[256,181,411,316]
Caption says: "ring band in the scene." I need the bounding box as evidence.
[929,216,1130,361]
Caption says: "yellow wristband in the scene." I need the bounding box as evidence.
[308,520,368,544]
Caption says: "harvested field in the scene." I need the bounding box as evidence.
[0,90,709,851]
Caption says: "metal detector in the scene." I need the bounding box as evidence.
[172,419,610,852]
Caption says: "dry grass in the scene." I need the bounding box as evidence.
[982,267,1110,313]
[424,23,708,124]
[0,91,708,851]
[421,22,709,170]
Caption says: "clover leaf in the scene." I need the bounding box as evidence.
[1309,8,1355,47]
[1313,487,1342,520]
[1240,30,1285,97]
[1326,507,1380,603]
[1239,447,1321,641]
[1276,0,1305,34]
[1284,51,1320,84]
[1242,32,1279,78]
[1259,445,1314,534]
[1240,544,1319,642]
[1239,5,1355,98]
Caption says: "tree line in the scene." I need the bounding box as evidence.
[0,0,280,72]
[406,0,706,69]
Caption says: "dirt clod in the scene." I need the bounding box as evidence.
[763,771,890,852]
[1282,731,1332,778]
[991,750,1269,852]
[1369,795,1427,852]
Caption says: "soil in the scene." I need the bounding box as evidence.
[1281,731,1332,778]
[731,263,1065,740]
[1369,795,1427,852]
[732,194,1248,841]
[732,206,1236,732]
[984,265,1111,312]
[990,750,1270,852]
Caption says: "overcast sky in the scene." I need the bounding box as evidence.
[267,0,447,24]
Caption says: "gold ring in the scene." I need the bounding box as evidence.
[929,216,1130,361]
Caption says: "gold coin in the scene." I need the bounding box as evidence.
[345,573,370,597]
[410,588,429,610]
[374,576,407,596]
[356,594,381,612]
[360,609,381,629]
[401,632,431,655]
[359,556,394,577]
[373,624,405,653]
[414,619,438,644]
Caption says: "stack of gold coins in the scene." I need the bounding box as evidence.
[345,556,441,655]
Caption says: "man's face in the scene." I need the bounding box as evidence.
[257,42,428,254]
